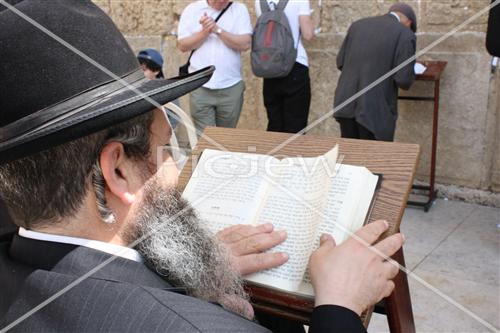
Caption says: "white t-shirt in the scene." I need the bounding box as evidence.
[178,1,253,89]
[255,0,311,67]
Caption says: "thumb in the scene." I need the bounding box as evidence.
[319,233,336,247]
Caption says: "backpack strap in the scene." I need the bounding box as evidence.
[259,0,271,13]
[276,0,289,11]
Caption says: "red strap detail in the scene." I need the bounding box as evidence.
[263,21,275,48]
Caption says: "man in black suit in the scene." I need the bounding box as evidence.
[0,1,404,332]
[334,3,417,141]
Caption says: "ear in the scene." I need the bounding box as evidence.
[99,142,137,206]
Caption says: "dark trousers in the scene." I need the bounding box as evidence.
[336,117,376,140]
[263,62,311,133]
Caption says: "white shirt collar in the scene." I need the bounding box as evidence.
[18,227,143,263]
[390,12,401,22]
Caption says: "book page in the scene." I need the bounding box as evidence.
[293,165,379,297]
[182,149,275,233]
[247,149,336,292]
[320,165,379,244]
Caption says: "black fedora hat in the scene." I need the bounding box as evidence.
[0,0,214,164]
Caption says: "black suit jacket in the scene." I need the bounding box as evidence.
[334,14,416,141]
[0,233,366,332]
[0,197,15,238]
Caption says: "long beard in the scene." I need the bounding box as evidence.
[124,178,251,318]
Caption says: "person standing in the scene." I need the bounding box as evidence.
[333,3,417,141]
[255,0,315,134]
[177,0,252,134]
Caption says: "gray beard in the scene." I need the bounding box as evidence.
[124,178,250,318]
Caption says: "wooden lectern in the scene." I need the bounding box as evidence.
[178,127,420,333]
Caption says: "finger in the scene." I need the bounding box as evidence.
[382,280,395,298]
[216,223,274,244]
[319,233,336,247]
[353,220,389,246]
[373,233,404,258]
[382,260,400,280]
[230,230,287,256]
[236,252,289,276]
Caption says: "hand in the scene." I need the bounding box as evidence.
[309,220,404,316]
[199,13,215,34]
[211,24,221,34]
[216,223,289,276]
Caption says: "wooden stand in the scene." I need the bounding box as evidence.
[399,61,447,212]
[178,127,420,333]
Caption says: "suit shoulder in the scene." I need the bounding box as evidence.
[139,286,270,332]
[80,281,269,332]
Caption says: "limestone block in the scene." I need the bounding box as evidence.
[108,1,174,35]
[306,37,343,136]
[238,51,267,131]
[396,39,491,188]
[319,0,420,33]
[161,36,185,78]
[125,36,163,55]
[420,1,488,33]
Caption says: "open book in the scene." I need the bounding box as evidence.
[182,146,380,297]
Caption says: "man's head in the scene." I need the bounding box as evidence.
[0,0,245,317]
[389,3,417,33]
[0,107,249,316]
[207,0,230,11]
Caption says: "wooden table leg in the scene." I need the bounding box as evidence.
[385,248,416,333]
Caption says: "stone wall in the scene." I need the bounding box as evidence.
[94,0,500,199]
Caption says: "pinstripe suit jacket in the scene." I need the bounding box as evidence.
[0,234,271,332]
[0,233,367,333]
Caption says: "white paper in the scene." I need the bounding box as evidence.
[414,63,427,75]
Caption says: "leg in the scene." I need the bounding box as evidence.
[263,78,285,132]
[336,117,360,139]
[282,63,311,133]
[190,87,216,135]
[215,80,245,128]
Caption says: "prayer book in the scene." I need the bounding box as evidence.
[182,146,380,296]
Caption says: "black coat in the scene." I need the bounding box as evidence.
[0,233,366,333]
[334,14,416,141]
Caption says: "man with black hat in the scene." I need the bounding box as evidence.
[0,1,403,332]
[333,3,417,141]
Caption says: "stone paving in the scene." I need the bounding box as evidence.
[368,199,500,333]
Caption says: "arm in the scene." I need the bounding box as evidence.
[177,30,211,52]
[214,27,251,52]
[299,15,315,42]
[309,220,404,332]
[394,33,417,90]
[177,13,215,52]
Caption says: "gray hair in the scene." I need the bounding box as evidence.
[0,112,154,229]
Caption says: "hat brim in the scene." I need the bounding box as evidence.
[0,66,214,164]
